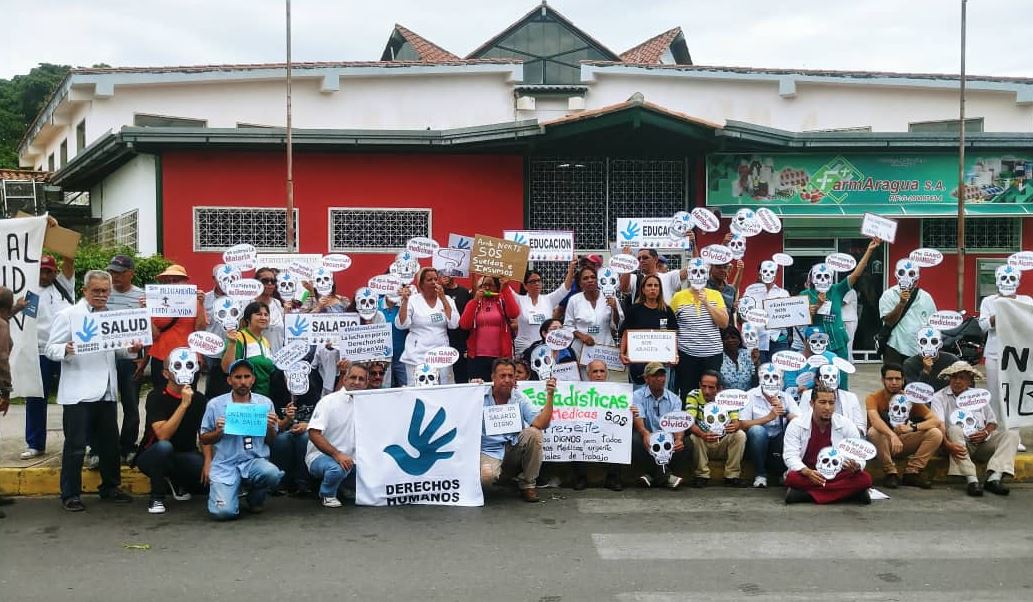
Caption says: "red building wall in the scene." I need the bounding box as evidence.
[160,151,525,294]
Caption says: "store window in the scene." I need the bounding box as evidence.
[977,258,1008,307]
[194,207,299,252]
[921,218,1021,252]
[328,208,431,253]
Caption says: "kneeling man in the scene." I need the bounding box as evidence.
[306,384,357,508]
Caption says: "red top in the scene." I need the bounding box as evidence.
[460,285,519,359]
[801,417,833,469]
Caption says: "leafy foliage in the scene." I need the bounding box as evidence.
[0,63,72,169]
[54,242,172,289]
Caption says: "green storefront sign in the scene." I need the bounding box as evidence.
[706,153,1033,216]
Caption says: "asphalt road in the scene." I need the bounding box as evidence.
[2,484,1032,601]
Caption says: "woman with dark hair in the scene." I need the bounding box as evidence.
[255,267,286,353]
[514,261,575,357]
[396,267,459,384]
[564,265,624,381]
[301,282,349,314]
[719,326,757,391]
[619,273,677,389]
[522,318,577,372]
[221,301,277,397]
[460,274,520,381]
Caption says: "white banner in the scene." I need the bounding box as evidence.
[616,217,692,250]
[255,253,322,272]
[996,298,1033,429]
[626,330,678,363]
[145,284,198,317]
[354,384,486,507]
[518,380,632,464]
[0,215,46,397]
[503,230,574,261]
[339,323,393,362]
[284,312,359,346]
[72,308,153,355]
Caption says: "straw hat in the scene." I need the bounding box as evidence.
[938,360,984,381]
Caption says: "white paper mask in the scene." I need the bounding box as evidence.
[312,266,334,296]
[888,393,911,427]
[687,257,708,291]
[741,322,759,349]
[648,431,675,466]
[810,263,833,293]
[168,347,199,385]
[727,233,747,260]
[214,297,242,331]
[996,264,1021,296]
[759,363,782,396]
[414,363,438,387]
[285,362,311,396]
[807,332,829,355]
[391,251,420,282]
[895,259,920,290]
[817,364,840,390]
[816,446,844,480]
[916,327,943,358]
[598,267,619,298]
[700,402,728,437]
[669,211,694,237]
[949,409,983,437]
[530,345,555,379]
[277,271,297,299]
[759,260,777,284]
[215,264,242,292]
[355,287,378,320]
[731,208,758,234]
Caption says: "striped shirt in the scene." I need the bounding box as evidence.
[670,288,726,357]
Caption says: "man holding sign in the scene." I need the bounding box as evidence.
[200,359,284,519]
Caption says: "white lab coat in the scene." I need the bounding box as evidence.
[783,413,862,473]
[44,300,128,405]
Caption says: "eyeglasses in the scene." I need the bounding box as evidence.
[369,370,385,377]
[260,278,276,285]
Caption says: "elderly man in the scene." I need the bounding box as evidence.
[305,378,358,509]
[631,362,688,489]
[931,361,1019,497]
[46,270,143,511]
[572,358,623,491]
[865,362,942,489]
[480,358,555,503]
[105,254,147,462]
[784,382,872,504]
[199,359,283,519]
[739,363,800,488]
[685,369,746,488]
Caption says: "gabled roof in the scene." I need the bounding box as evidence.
[381,24,460,62]
[466,1,620,61]
[620,27,692,65]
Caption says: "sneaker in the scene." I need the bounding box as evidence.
[638,475,653,488]
[538,476,562,489]
[147,499,167,514]
[321,496,342,508]
[901,473,933,490]
[62,497,86,512]
[753,476,768,489]
[20,448,43,460]
[1018,442,1027,452]
[666,475,683,490]
[165,478,192,502]
[100,488,133,503]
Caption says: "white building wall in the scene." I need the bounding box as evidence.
[90,154,158,255]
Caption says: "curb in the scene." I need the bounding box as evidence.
[3,454,1032,496]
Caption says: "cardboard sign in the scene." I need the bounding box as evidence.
[432,248,471,278]
[659,411,693,433]
[763,296,811,328]
[470,234,530,280]
[626,330,677,363]
[483,404,522,436]
[552,362,581,381]
[861,212,898,243]
[406,236,439,258]
[503,230,574,261]
[579,344,626,372]
[284,313,360,346]
[222,243,257,272]
[909,248,944,268]
[616,217,692,250]
[520,380,633,464]
[223,402,270,437]
[188,331,225,357]
[144,285,198,318]
[254,253,322,272]
[339,323,393,362]
[425,346,460,367]
[17,211,81,257]
[72,308,152,355]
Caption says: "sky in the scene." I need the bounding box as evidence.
[3,0,1032,79]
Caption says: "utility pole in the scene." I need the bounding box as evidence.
[956,0,967,310]
[285,0,296,253]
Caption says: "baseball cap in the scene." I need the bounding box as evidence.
[40,256,57,271]
[107,255,135,273]
[227,358,255,375]
[643,362,667,377]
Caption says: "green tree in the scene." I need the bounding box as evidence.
[0,63,72,169]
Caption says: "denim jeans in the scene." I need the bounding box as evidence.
[134,440,204,501]
[25,355,61,451]
[307,453,352,498]
[207,459,283,520]
[271,430,311,491]
[115,358,143,456]
[746,425,785,476]
[60,401,121,501]
[391,360,408,387]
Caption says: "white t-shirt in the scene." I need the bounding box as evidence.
[979,294,1033,359]
[563,292,623,357]
[841,289,859,323]
[304,389,356,469]
[514,284,569,355]
[627,270,683,305]
[395,293,459,365]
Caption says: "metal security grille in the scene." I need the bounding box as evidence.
[96,210,139,250]
[2,180,40,217]
[608,159,686,241]
[329,208,431,253]
[194,207,299,251]
[921,218,1021,252]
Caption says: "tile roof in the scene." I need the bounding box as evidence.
[542,95,723,130]
[620,27,683,64]
[0,169,48,182]
[392,24,460,62]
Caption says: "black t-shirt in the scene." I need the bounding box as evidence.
[444,286,473,352]
[140,387,206,453]
[620,302,678,385]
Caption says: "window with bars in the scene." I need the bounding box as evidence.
[328,208,431,253]
[194,207,299,251]
[921,218,1021,252]
[96,210,139,250]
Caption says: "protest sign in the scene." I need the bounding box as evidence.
[861,212,898,243]
[825,252,857,272]
[255,253,322,272]
[772,350,807,371]
[616,217,692,249]
[997,298,1033,428]
[287,260,315,281]
[837,438,877,461]
[690,207,720,232]
[0,215,46,397]
[1007,251,1033,271]
[284,313,359,346]
[354,384,484,506]
[145,285,198,318]
[406,236,439,258]
[807,354,829,368]
[700,244,734,265]
[432,248,470,278]
[659,411,693,433]
[470,234,529,280]
[520,380,633,464]
[626,330,677,363]
[322,254,352,272]
[552,362,581,381]
[763,296,811,328]
[17,211,81,257]
[772,252,794,266]
[756,207,782,233]
[223,402,270,437]
[744,308,769,326]
[188,331,225,357]
[339,323,393,362]
[226,279,263,304]
[957,388,991,411]
[222,243,257,271]
[608,254,638,274]
[904,382,935,404]
[447,233,473,250]
[579,344,626,372]
[715,389,749,410]
[928,310,964,330]
[909,248,944,268]
[425,346,460,367]
[272,340,310,370]
[503,230,574,261]
[72,308,153,355]
[545,328,575,351]
[483,404,522,436]
[368,274,404,296]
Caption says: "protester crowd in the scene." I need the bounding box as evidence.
[0,213,1028,520]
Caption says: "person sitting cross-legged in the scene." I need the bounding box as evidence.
[784,382,873,505]
[305,383,357,509]
[685,369,746,488]
[199,359,284,520]
[739,363,800,488]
